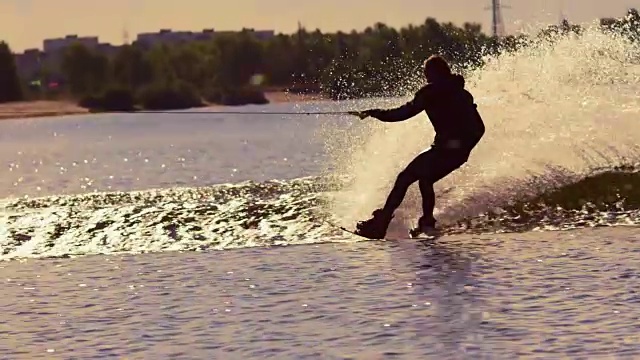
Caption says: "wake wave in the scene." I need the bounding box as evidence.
[2,164,639,261]
[0,178,339,260]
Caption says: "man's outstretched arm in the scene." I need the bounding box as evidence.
[356,93,426,122]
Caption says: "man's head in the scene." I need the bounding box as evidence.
[423,55,451,82]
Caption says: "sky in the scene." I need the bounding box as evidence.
[1,0,638,52]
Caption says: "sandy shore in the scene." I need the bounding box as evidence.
[0,91,329,120]
[263,90,328,104]
[0,100,89,120]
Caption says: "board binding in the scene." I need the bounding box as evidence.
[325,220,442,241]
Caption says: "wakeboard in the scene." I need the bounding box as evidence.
[325,221,442,241]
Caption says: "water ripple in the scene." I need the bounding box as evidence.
[1,227,639,358]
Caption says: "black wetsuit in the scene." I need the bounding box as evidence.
[367,73,485,225]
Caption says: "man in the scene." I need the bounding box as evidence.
[349,55,485,239]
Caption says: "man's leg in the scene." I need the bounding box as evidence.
[355,149,438,239]
[379,147,446,215]
[412,149,470,234]
[380,168,420,215]
[418,180,436,226]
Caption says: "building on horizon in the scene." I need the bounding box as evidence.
[135,28,211,47]
[14,48,43,80]
[207,29,275,41]
[133,28,275,47]
[14,27,276,83]
[250,29,276,40]
[16,35,120,82]
[43,35,99,53]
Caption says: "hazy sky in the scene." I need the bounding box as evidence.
[1,0,637,51]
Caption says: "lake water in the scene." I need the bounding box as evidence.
[2,29,640,358]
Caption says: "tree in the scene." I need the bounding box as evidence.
[168,43,210,90]
[263,34,296,86]
[111,45,154,90]
[209,31,265,89]
[0,41,24,102]
[61,43,109,96]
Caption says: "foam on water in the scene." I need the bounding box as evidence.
[320,25,640,227]
[0,178,345,260]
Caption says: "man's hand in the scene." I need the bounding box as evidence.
[348,110,377,119]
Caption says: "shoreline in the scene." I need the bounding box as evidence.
[0,91,331,121]
[0,100,89,120]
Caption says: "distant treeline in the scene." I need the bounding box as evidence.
[0,9,638,111]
